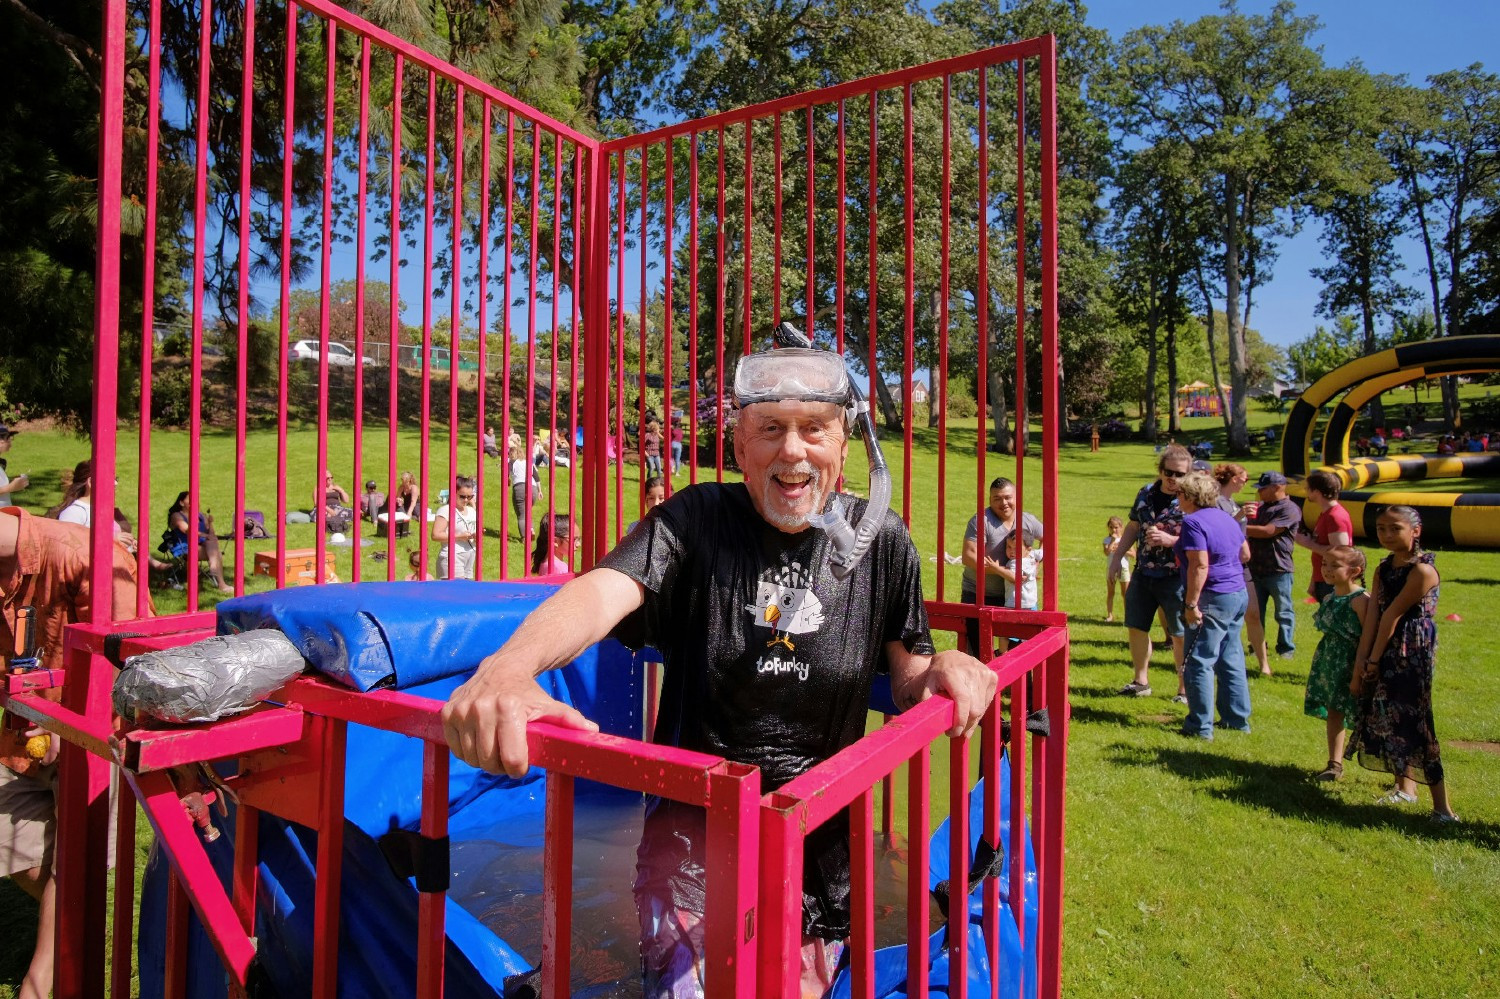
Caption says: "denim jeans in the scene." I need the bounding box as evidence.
[1181,587,1251,738]
[1250,570,1296,654]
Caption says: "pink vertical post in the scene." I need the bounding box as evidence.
[615,150,627,535]
[905,744,931,999]
[550,132,563,538]
[637,145,649,515]
[757,798,805,999]
[742,120,754,355]
[275,4,298,580]
[688,132,700,486]
[866,92,879,412]
[1040,48,1060,615]
[136,0,163,616]
[526,122,542,559]
[836,99,846,352]
[501,114,516,569]
[311,719,347,999]
[385,55,405,581]
[703,763,760,996]
[109,776,137,999]
[1009,677,1028,942]
[570,143,584,552]
[232,0,256,597]
[663,139,674,496]
[948,734,970,999]
[772,112,782,326]
[975,68,990,613]
[583,143,612,568]
[186,0,214,613]
[1013,62,1027,609]
[902,81,915,525]
[475,101,493,579]
[542,773,575,995]
[937,74,951,598]
[449,85,467,580]
[165,871,188,999]
[314,20,337,584]
[849,789,876,997]
[979,698,1002,999]
[351,38,372,583]
[715,129,726,479]
[416,743,450,996]
[805,105,816,331]
[419,72,437,576]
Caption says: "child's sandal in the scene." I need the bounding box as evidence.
[1313,760,1343,782]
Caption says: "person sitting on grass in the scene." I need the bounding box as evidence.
[162,491,232,593]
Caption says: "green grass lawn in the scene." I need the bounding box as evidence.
[2,409,1497,996]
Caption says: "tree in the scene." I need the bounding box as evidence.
[1286,316,1363,384]
[1110,2,1340,454]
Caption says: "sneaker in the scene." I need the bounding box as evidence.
[1313,760,1343,782]
[1278,651,1295,660]
[1117,681,1153,697]
[1376,789,1418,805]
[1170,694,1188,705]
[1179,729,1213,741]
[1431,811,1462,824]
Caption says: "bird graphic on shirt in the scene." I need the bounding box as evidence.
[747,562,824,650]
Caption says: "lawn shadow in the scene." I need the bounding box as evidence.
[1104,741,1500,850]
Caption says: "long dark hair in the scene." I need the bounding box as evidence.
[46,460,93,518]
[530,512,574,574]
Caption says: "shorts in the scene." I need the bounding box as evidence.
[0,764,55,878]
[1123,572,1185,638]
[1108,557,1132,584]
[637,889,843,999]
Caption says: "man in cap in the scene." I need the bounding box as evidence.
[1243,471,1301,672]
[0,425,28,498]
[442,339,995,997]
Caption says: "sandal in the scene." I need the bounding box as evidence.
[1375,789,1418,805]
[1312,760,1343,782]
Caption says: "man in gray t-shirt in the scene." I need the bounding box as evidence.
[960,476,1043,655]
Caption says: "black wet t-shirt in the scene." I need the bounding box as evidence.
[598,482,933,938]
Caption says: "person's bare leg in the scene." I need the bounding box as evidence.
[1105,579,1115,622]
[17,872,54,999]
[1326,714,1347,766]
[1172,635,1186,697]
[1430,780,1455,817]
[1128,628,1152,687]
[1245,583,1271,674]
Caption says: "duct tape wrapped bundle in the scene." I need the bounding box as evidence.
[113,630,308,724]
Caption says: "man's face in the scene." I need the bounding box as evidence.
[0,435,11,455]
[733,400,848,533]
[1158,457,1189,495]
[988,485,1017,521]
[1258,483,1285,502]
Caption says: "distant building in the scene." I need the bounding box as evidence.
[885,377,931,406]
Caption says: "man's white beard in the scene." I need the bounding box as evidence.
[761,460,824,531]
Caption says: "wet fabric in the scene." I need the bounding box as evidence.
[1350,551,1444,784]
[1305,589,1363,724]
[598,482,932,938]
[1127,482,1181,576]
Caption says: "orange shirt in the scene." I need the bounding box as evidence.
[1,507,151,776]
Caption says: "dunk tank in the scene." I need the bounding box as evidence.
[5,2,1070,995]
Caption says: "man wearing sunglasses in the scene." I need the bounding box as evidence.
[1109,445,1192,698]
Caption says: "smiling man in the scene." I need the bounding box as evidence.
[443,334,994,998]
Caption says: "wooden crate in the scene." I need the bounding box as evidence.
[252,548,340,587]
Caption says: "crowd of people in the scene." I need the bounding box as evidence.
[1103,444,1458,822]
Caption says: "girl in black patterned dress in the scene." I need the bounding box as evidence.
[1349,506,1458,822]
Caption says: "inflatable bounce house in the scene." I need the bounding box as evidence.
[5,2,1072,996]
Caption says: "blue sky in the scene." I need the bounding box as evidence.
[1083,0,1500,347]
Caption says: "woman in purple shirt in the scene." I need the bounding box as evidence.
[1175,471,1253,740]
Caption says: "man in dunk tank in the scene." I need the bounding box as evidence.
[443,326,997,997]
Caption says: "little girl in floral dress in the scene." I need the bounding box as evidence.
[1303,545,1368,782]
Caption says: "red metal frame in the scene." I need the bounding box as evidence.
[46,4,1067,996]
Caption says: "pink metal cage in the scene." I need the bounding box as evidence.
[12,1,1067,996]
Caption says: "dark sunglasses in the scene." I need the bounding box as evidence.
[1161,468,1187,479]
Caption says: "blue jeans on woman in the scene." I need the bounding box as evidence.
[1181,587,1251,739]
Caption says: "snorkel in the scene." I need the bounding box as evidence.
[735,323,892,580]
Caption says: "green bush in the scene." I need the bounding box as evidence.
[150,365,213,427]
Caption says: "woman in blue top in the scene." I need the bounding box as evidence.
[1174,471,1252,740]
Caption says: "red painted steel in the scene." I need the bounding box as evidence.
[542,772,575,993]
[109,776,136,999]
[135,0,161,615]
[447,84,466,580]
[417,743,450,996]
[850,789,876,996]
[312,717,347,998]
[80,6,1067,994]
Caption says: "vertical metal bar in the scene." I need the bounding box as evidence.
[136,0,163,617]
[905,745,930,999]
[638,145,649,516]
[836,99,846,352]
[583,143,612,568]
[975,67,990,609]
[938,74,951,598]
[416,743,450,997]
[311,719,347,999]
[866,92,879,414]
[419,72,437,576]
[772,112,782,327]
[385,54,405,581]
[186,0,214,613]
[476,101,494,580]
[688,132,700,487]
[164,870,188,999]
[1040,47,1060,615]
[570,143,584,556]
[1040,647,1070,999]
[275,3,297,581]
[703,764,760,997]
[850,789,876,997]
[314,20,337,585]
[109,777,137,999]
[715,129,727,479]
[232,0,256,598]
[232,802,260,936]
[742,120,754,355]
[880,721,894,839]
[949,734,970,999]
[1009,677,1028,941]
[663,139,675,498]
[805,105,816,332]
[1013,61,1027,610]
[351,37,371,583]
[756,802,804,999]
[449,85,467,580]
[902,82,915,526]
[615,150,627,536]
[501,113,516,568]
[550,132,564,541]
[542,772,575,996]
[527,122,543,564]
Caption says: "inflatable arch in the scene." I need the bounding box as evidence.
[1279,335,1500,548]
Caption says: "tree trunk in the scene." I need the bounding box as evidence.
[1403,156,1446,434]
[988,366,1012,455]
[1360,278,1385,429]
[1143,318,1159,441]
[1443,231,1464,428]
[1165,317,1180,435]
[1196,265,1232,433]
[1223,172,1251,454]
